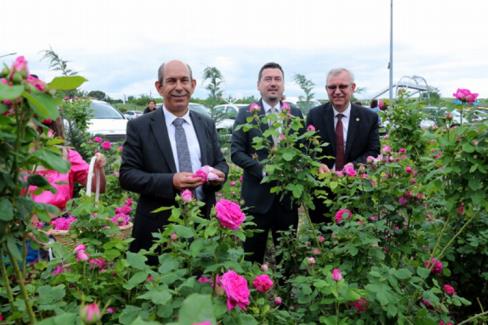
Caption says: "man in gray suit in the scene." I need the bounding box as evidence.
[231,62,303,263]
[120,60,228,263]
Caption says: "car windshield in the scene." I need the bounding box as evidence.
[90,101,124,119]
[189,103,210,117]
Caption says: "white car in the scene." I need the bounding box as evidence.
[213,103,248,130]
[87,100,128,142]
[124,110,142,120]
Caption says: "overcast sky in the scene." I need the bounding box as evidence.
[2,0,487,101]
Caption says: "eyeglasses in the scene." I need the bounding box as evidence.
[326,84,350,91]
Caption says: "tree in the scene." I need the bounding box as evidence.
[203,67,224,105]
[294,74,315,112]
[41,46,77,76]
[88,90,107,101]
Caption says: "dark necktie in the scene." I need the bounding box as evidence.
[335,113,345,170]
[172,118,193,172]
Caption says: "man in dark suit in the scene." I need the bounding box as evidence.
[119,60,228,262]
[231,62,303,264]
[306,68,380,223]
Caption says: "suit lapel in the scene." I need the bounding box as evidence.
[324,104,336,152]
[150,110,177,173]
[346,105,359,158]
[190,111,208,165]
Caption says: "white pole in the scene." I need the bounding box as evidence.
[389,0,394,101]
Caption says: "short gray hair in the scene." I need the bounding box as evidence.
[157,62,193,83]
[326,68,354,84]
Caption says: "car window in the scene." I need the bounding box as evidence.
[189,103,210,117]
[90,101,125,119]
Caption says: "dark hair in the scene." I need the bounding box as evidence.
[370,99,378,108]
[148,99,156,105]
[258,62,284,82]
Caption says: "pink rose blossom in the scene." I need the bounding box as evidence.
[342,163,357,176]
[281,101,291,112]
[318,235,325,243]
[52,264,65,276]
[215,199,245,230]
[0,313,3,321]
[106,307,116,314]
[230,181,236,187]
[334,209,352,224]
[421,299,433,309]
[101,140,112,150]
[457,203,465,215]
[181,189,193,202]
[398,148,406,153]
[439,321,453,325]
[260,263,269,272]
[405,166,413,174]
[274,296,282,305]
[93,136,103,143]
[312,248,321,255]
[249,103,261,113]
[352,297,368,313]
[193,165,219,183]
[424,257,443,274]
[307,257,316,266]
[382,145,391,153]
[252,274,273,293]
[443,284,456,296]
[89,258,107,270]
[170,232,178,241]
[26,75,46,91]
[331,268,343,281]
[51,216,77,231]
[398,196,408,206]
[74,244,89,261]
[146,274,154,282]
[192,322,211,325]
[220,270,250,311]
[366,156,375,164]
[307,124,316,132]
[80,303,101,324]
[453,88,479,104]
[278,133,286,142]
[193,169,208,182]
[198,276,211,284]
[12,56,28,74]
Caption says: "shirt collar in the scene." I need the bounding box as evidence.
[332,102,352,118]
[162,105,191,125]
[262,100,280,114]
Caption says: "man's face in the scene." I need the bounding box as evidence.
[257,68,284,105]
[155,61,196,116]
[326,71,356,112]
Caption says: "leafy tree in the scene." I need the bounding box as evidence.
[41,46,77,76]
[294,74,316,113]
[203,66,224,107]
[87,90,107,101]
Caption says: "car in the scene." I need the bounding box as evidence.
[420,106,468,129]
[213,103,248,130]
[283,96,321,115]
[87,100,128,142]
[189,102,211,117]
[124,110,142,120]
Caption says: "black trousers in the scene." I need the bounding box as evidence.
[244,198,298,264]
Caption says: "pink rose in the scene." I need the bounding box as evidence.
[253,274,273,293]
[106,307,116,314]
[457,203,465,215]
[424,257,443,274]
[342,163,356,177]
[307,257,316,266]
[443,284,456,296]
[89,258,107,270]
[274,296,282,305]
[307,124,316,132]
[26,75,46,91]
[193,165,219,183]
[249,102,261,113]
[220,270,250,311]
[312,248,321,255]
[52,264,65,276]
[193,169,208,182]
[453,88,478,104]
[398,196,408,206]
[366,156,375,164]
[405,166,413,174]
[260,263,269,272]
[192,322,211,325]
[74,244,89,261]
[93,136,103,143]
[215,199,245,230]
[331,268,343,281]
[101,140,112,150]
[398,148,406,153]
[439,321,453,325]
[382,145,391,154]
[281,101,290,112]
[0,313,3,321]
[352,297,368,313]
[80,303,101,324]
[318,235,325,243]
[12,56,28,74]
[51,216,77,231]
[334,209,352,224]
[170,232,178,241]
[181,189,193,202]
[198,276,211,284]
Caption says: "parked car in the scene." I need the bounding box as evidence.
[420,106,468,129]
[87,100,128,142]
[189,102,211,117]
[213,103,248,130]
[124,110,142,120]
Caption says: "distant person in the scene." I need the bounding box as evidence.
[370,99,381,124]
[143,99,157,114]
[119,60,228,265]
[306,68,380,223]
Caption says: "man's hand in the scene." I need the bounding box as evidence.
[318,163,331,174]
[173,172,204,190]
[207,168,226,186]
[94,152,106,170]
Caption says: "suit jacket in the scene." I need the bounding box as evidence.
[306,103,380,168]
[119,108,229,252]
[231,100,303,214]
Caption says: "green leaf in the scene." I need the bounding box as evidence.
[37,285,65,305]
[7,236,22,261]
[27,174,50,187]
[0,198,13,221]
[158,255,180,273]
[31,149,70,173]
[178,294,216,325]
[124,271,149,289]
[37,313,77,325]
[129,317,161,325]
[281,149,296,161]
[47,76,87,91]
[126,252,148,270]
[394,268,413,280]
[416,267,431,279]
[236,313,258,325]
[24,91,59,120]
[0,83,24,100]
[173,224,194,238]
[468,178,482,191]
[137,288,171,305]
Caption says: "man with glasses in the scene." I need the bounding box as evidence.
[306,68,380,223]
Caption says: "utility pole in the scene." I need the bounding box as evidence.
[388,0,394,101]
